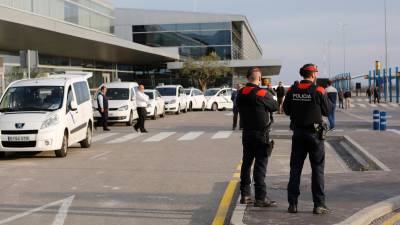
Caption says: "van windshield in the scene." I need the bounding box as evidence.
[0,86,64,112]
[156,88,176,96]
[144,92,154,99]
[106,88,129,100]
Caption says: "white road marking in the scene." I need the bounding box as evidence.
[89,151,111,160]
[225,112,234,116]
[356,99,363,102]
[92,133,117,143]
[211,131,233,139]
[356,129,370,132]
[390,103,399,107]
[369,104,378,108]
[106,133,143,144]
[273,130,290,133]
[178,131,204,141]
[0,195,75,225]
[388,129,400,135]
[143,132,176,142]
[380,103,391,109]
[349,104,356,108]
[52,195,75,225]
[358,103,367,108]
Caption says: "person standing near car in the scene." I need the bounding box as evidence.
[236,67,278,207]
[97,85,110,131]
[276,82,286,114]
[231,84,243,130]
[326,80,338,130]
[344,89,352,109]
[134,85,149,133]
[283,64,331,214]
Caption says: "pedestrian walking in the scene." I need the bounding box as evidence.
[373,86,380,104]
[97,85,110,131]
[338,89,344,109]
[326,80,337,130]
[236,67,278,207]
[231,84,243,130]
[366,87,372,103]
[283,64,331,214]
[344,89,351,109]
[276,82,286,114]
[134,85,150,133]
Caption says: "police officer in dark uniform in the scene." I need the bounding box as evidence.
[283,64,331,214]
[236,67,278,207]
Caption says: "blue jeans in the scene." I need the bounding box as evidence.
[328,106,336,129]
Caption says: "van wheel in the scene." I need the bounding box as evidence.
[152,108,157,120]
[80,125,92,148]
[176,104,181,115]
[126,111,134,126]
[211,103,218,111]
[189,102,193,111]
[55,132,68,158]
[201,102,206,111]
[0,152,6,158]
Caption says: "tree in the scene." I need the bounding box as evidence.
[181,52,231,91]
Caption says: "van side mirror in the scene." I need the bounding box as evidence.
[70,101,78,111]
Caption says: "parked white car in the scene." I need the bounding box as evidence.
[205,88,234,111]
[0,72,94,158]
[185,88,207,111]
[144,89,165,120]
[93,82,139,126]
[156,85,188,114]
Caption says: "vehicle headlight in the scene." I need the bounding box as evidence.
[41,113,59,129]
[118,105,129,111]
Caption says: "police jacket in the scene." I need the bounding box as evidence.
[283,80,330,128]
[236,83,278,131]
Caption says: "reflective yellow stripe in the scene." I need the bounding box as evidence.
[211,180,239,225]
[381,213,400,225]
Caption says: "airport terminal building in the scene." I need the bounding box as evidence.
[0,0,280,92]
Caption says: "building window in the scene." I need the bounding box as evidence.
[64,1,79,24]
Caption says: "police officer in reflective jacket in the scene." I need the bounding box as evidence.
[236,67,278,207]
[283,64,331,214]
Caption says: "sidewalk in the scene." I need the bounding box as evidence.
[233,112,400,225]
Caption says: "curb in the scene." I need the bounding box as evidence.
[230,198,246,225]
[334,195,400,225]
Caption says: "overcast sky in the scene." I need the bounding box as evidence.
[114,0,400,84]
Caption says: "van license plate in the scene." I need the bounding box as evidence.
[8,136,30,142]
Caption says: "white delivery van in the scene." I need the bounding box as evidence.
[156,85,188,114]
[0,72,94,158]
[205,88,234,111]
[93,82,139,126]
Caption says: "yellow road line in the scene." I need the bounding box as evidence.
[381,213,400,225]
[211,179,239,225]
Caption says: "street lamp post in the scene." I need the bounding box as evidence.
[340,23,348,79]
[384,0,390,101]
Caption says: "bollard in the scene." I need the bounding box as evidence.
[380,111,387,131]
[373,110,380,130]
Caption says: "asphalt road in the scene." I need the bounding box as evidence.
[0,111,243,225]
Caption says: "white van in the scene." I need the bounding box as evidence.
[0,72,94,158]
[205,88,234,111]
[93,82,139,126]
[156,85,188,114]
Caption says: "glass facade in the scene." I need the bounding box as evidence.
[0,0,114,33]
[132,22,234,60]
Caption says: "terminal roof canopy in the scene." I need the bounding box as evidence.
[0,6,179,65]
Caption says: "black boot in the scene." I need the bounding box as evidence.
[254,198,277,207]
[313,205,329,214]
[239,196,253,204]
[288,204,298,213]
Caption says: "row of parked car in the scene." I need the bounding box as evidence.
[0,72,236,158]
[91,82,235,125]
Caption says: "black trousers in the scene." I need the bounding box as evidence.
[232,106,242,129]
[240,130,269,201]
[98,110,108,130]
[374,95,380,104]
[135,107,147,131]
[288,129,325,207]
